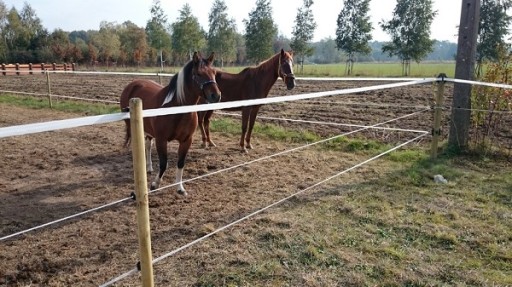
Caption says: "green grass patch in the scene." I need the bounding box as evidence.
[210,117,398,154]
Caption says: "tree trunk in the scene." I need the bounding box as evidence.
[449,0,480,150]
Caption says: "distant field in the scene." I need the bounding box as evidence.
[295,62,456,78]
[130,62,457,78]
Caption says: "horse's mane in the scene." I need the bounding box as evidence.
[246,52,281,77]
[163,60,191,106]
[258,52,280,67]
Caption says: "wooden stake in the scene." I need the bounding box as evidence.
[431,74,446,159]
[129,98,154,287]
[45,70,53,109]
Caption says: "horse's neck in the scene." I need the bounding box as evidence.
[162,67,199,106]
[254,53,280,92]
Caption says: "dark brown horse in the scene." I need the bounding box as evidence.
[197,49,295,152]
[120,52,221,194]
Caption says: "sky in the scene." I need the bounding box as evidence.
[3,0,463,43]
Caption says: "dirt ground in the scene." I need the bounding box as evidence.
[0,73,508,286]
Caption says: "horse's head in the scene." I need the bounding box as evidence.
[279,49,296,90]
[192,51,222,103]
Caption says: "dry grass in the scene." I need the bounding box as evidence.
[116,150,512,287]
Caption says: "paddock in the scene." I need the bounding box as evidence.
[0,73,511,286]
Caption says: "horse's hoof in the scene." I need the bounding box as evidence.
[150,183,157,190]
[209,141,217,147]
[177,189,188,196]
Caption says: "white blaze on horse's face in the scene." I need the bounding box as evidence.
[283,58,296,90]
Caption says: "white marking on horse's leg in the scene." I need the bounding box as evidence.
[151,172,162,190]
[176,167,187,195]
[145,138,154,173]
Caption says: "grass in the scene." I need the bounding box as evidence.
[193,152,512,286]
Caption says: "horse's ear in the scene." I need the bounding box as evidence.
[280,48,285,57]
[207,52,215,64]
[192,51,200,63]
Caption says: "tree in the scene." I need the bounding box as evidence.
[475,0,512,77]
[92,21,121,68]
[171,3,206,64]
[48,29,70,62]
[3,3,45,62]
[119,21,148,66]
[335,0,372,75]
[380,0,437,76]
[273,34,291,53]
[207,0,237,67]
[309,37,345,64]
[0,0,9,62]
[146,0,171,68]
[244,0,277,63]
[291,0,317,72]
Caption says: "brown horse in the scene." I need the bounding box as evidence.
[197,49,295,152]
[120,52,221,194]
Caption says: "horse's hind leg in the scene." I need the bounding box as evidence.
[145,137,154,173]
[203,111,216,148]
[240,107,251,153]
[245,106,261,150]
[175,138,193,196]
[151,139,168,190]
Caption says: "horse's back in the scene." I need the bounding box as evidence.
[120,79,164,110]
[216,70,254,102]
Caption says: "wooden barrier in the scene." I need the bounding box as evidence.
[1,63,75,75]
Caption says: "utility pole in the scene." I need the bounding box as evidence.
[448,0,480,150]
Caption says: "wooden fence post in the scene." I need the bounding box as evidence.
[45,70,53,109]
[15,63,20,75]
[129,98,154,287]
[431,74,446,159]
[1,63,5,76]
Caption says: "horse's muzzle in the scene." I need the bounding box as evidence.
[206,93,221,103]
[286,78,296,90]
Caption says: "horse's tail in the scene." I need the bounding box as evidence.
[122,115,131,148]
[120,83,137,148]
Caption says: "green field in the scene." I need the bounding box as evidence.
[120,62,457,78]
[221,62,456,78]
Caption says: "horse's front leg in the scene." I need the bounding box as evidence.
[151,139,168,190]
[145,136,154,173]
[245,106,261,150]
[175,138,193,195]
